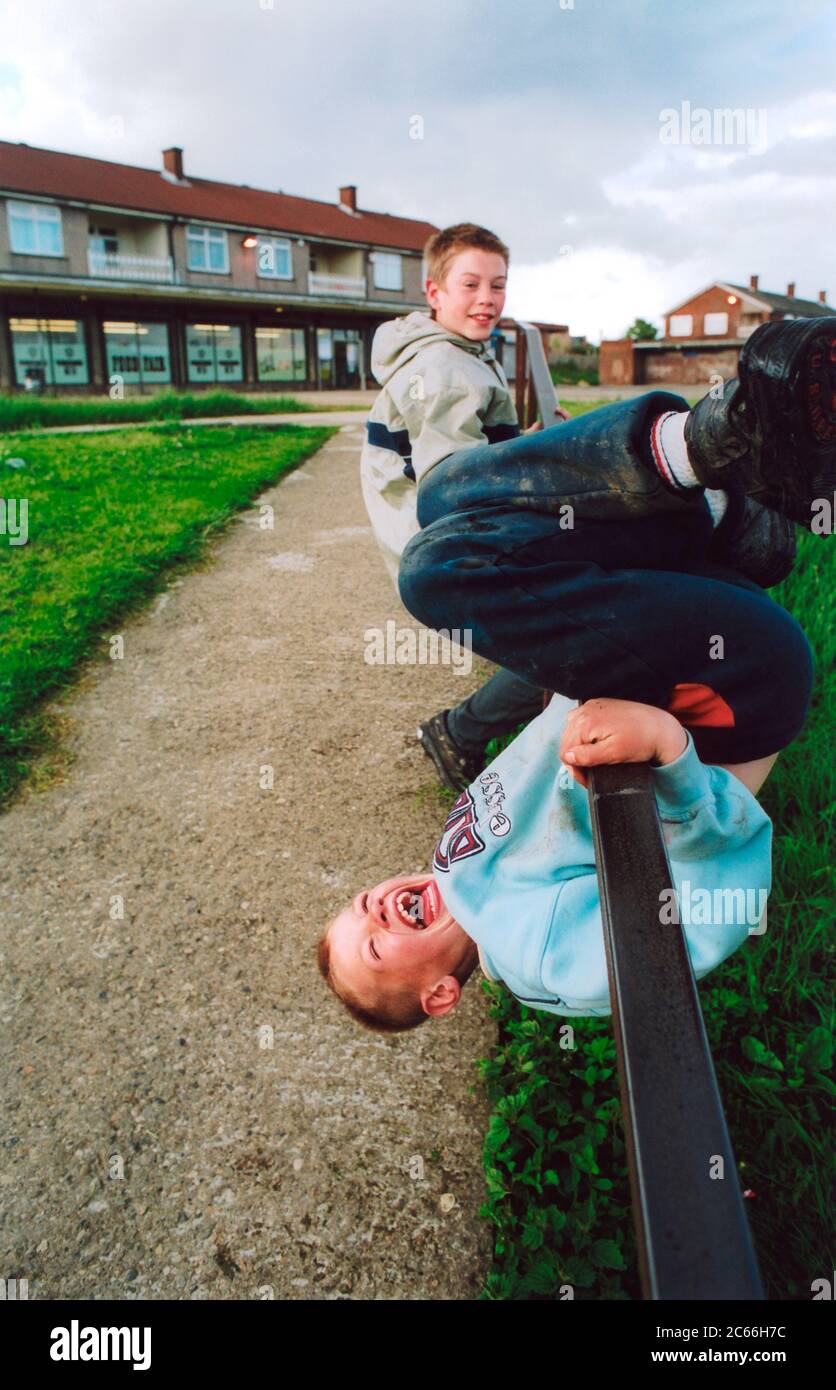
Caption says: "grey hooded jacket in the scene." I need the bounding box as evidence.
[360,310,520,587]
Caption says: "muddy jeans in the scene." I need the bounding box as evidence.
[445,667,545,751]
[400,393,814,763]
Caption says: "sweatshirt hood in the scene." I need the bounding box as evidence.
[371,310,498,386]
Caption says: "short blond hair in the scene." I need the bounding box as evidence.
[315,915,477,1034]
[423,223,510,301]
[316,922,429,1033]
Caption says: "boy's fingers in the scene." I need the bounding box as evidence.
[564,743,600,766]
[564,736,620,767]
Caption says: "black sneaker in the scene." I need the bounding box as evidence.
[684,316,836,527]
[417,710,486,792]
[708,490,797,589]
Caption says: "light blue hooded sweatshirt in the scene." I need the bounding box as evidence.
[432,693,771,1017]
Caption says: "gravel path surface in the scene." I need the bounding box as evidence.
[0,423,498,1300]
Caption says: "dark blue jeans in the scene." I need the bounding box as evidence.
[400,394,814,763]
[445,667,544,751]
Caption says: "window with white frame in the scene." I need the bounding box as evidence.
[669,314,693,337]
[186,224,229,273]
[256,237,293,279]
[703,312,729,335]
[7,200,64,256]
[373,251,403,290]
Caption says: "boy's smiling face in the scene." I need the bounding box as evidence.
[327,872,478,1019]
[425,248,508,342]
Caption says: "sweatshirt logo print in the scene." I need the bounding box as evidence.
[478,772,511,836]
[432,790,486,873]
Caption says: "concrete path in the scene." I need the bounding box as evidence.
[17,381,701,441]
[29,411,368,436]
[0,424,498,1300]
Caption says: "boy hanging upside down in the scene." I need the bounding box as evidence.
[317,313,833,1033]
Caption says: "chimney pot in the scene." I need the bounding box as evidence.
[339,184,357,213]
[749,274,759,291]
[163,146,184,181]
[786,281,795,298]
[819,290,827,304]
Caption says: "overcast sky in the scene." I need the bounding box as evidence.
[0,0,833,341]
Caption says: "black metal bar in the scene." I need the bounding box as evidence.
[514,326,528,424]
[587,761,765,1301]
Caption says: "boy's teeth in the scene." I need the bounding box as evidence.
[397,890,425,927]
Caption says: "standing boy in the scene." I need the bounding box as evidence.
[360,223,566,792]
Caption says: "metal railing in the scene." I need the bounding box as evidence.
[518,325,764,1299]
[587,763,764,1300]
[87,250,175,283]
[513,320,566,427]
[307,271,367,298]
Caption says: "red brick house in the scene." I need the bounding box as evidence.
[601,275,833,387]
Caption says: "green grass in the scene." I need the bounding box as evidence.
[0,421,335,804]
[0,389,330,433]
[474,528,834,1300]
[550,360,600,387]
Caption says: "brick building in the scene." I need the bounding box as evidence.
[0,140,442,394]
[0,139,564,398]
[601,275,833,387]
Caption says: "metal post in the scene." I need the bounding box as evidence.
[514,326,528,425]
[587,761,765,1300]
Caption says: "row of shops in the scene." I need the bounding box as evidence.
[0,300,367,393]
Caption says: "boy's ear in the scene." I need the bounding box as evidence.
[421,975,462,1018]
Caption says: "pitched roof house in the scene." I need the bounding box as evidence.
[0,139,439,392]
[601,274,832,387]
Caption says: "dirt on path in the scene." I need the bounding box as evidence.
[0,423,499,1300]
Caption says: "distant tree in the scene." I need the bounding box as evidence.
[626,318,659,341]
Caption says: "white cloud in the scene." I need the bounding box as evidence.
[505,246,715,343]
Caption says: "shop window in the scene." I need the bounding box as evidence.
[255,327,307,380]
[186,323,243,383]
[103,321,171,385]
[10,316,88,386]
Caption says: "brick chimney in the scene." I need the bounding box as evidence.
[338,184,357,214]
[819,290,828,304]
[162,147,184,181]
[786,281,795,298]
[749,274,759,291]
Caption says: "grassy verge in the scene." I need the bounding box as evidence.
[0,421,335,805]
[475,527,834,1300]
[0,389,336,433]
[551,361,600,387]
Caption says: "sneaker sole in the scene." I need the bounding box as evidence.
[417,722,477,793]
[737,317,836,521]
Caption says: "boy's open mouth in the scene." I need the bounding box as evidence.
[387,878,441,930]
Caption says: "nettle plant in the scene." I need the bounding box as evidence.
[475,984,639,1301]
